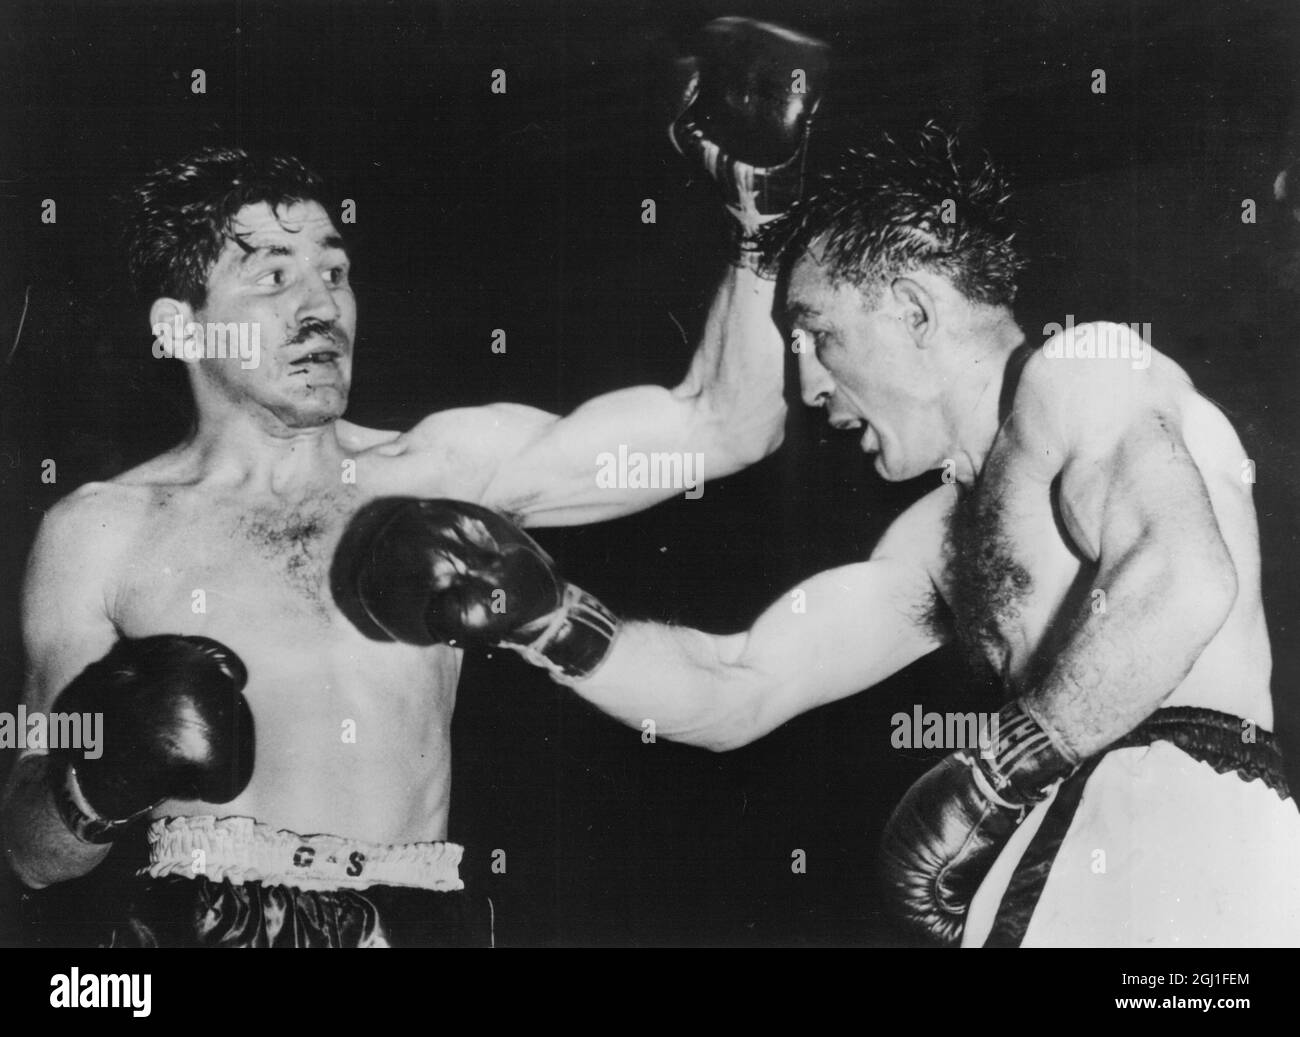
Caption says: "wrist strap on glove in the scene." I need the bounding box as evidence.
[968,698,1080,808]
[50,760,152,845]
[671,109,802,279]
[505,583,620,683]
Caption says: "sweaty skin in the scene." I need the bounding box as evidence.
[560,247,1269,758]
[3,199,786,887]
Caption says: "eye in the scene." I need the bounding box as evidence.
[793,327,827,352]
[256,268,288,288]
[325,265,350,287]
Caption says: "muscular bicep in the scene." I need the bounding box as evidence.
[19,498,122,724]
[1010,336,1241,753]
[485,387,719,525]
[718,557,944,739]
[1,494,128,886]
[1019,327,1230,575]
[407,387,722,527]
[1059,405,1232,582]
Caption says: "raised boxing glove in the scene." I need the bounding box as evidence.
[670,16,830,246]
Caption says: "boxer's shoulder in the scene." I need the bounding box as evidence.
[93,446,216,501]
[359,404,556,498]
[1014,326,1195,454]
[334,419,402,454]
[34,444,235,576]
[348,406,546,459]
[26,483,151,629]
[36,478,154,554]
[23,483,142,674]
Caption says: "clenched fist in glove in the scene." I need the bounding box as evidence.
[332,497,620,682]
[48,635,255,844]
[670,16,830,259]
[879,699,1080,946]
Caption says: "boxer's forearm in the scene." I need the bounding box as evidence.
[671,264,786,473]
[1,755,111,888]
[1021,546,1238,759]
[562,557,943,751]
[564,621,760,751]
[469,265,784,526]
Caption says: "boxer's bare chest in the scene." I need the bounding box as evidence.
[110,469,475,835]
[942,441,1088,690]
[108,450,477,720]
[115,434,487,631]
[119,485,357,630]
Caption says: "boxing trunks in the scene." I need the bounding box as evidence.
[962,707,1300,947]
[22,816,493,948]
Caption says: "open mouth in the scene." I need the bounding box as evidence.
[825,415,878,454]
[289,349,341,366]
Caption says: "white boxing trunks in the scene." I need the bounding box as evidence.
[963,707,1300,947]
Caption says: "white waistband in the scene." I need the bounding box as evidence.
[143,815,465,892]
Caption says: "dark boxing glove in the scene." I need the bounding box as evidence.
[333,497,619,682]
[670,16,830,249]
[879,698,1079,946]
[47,635,255,844]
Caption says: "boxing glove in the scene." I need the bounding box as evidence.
[670,17,830,243]
[879,698,1079,946]
[48,635,255,844]
[333,497,619,682]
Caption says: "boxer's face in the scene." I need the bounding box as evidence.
[174,199,356,430]
[787,247,947,481]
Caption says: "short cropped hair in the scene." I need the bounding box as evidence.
[761,123,1025,307]
[123,147,329,308]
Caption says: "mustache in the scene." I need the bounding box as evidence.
[287,320,347,348]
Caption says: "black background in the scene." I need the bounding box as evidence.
[1,0,1297,947]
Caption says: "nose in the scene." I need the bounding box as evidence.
[797,346,836,408]
[297,266,342,325]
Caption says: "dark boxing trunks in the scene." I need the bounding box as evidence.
[22,816,493,948]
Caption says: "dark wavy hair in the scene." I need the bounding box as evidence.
[123,147,330,308]
[760,123,1025,307]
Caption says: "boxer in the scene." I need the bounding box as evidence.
[358,124,1300,947]
[0,18,829,946]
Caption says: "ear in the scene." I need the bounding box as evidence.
[148,298,195,361]
[888,276,937,348]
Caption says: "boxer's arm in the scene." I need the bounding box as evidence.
[563,489,952,749]
[401,264,785,526]
[2,489,124,887]
[1014,332,1239,758]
